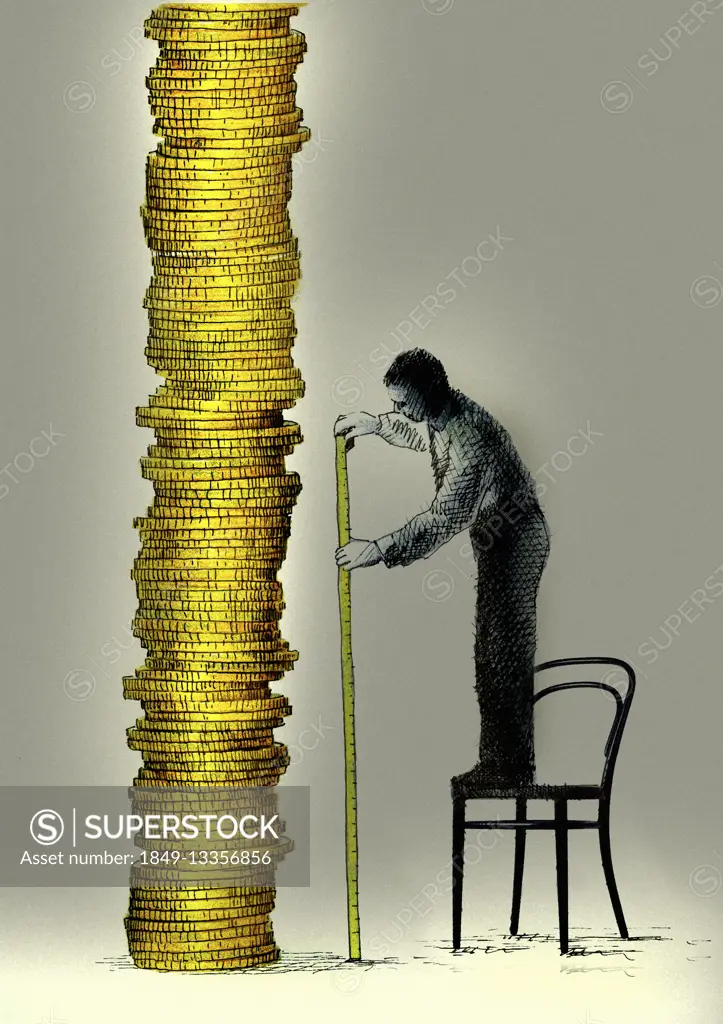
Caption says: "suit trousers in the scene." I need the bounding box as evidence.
[470,504,550,782]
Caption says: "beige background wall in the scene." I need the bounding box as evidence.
[1,0,722,1020]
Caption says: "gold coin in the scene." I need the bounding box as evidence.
[136,611,285,633]
[134,617,282,633]
[149,306,294,320]
[130,879,274,894]
[151,373,297,388]
[135,514,291,528]
[143,471,298,487]
[145,195,292,214]
[150,274,298,291]
[125,921,272,937]
[148,95,295,113]
[149,421,299,441]
[125,908,270,926]
[132,715,278,731]
[149,86,295,102]
[142,201,289,222]
[148,268,296,285]
[146,423,296,441]
[147,351,294,365]
[146,172,293,192]
[129,684,273,700]
[140,654,295,668]
[135,587,283,600]
[137,635,288,650]
[141,501,297,514]
[147,78,295,97]
[147,337,294,352]
[128,673,277,688]
[152,4,300,20]
[141,452,290,465]
[141,469,287,486]
[126,925,272,946]
[143,219,292,240]
[127,908,274,922]
[148,316,296,331]
[139,744,287,760]
[127,899,273,913]
[153,114,301,135]
[144,494,296,507]
[148,324,294,339]
[142,739,287,757]
[149,237,298,256]
[138,526,289,540]
[145,232,295,254]
[127,931,274,956]
[154,124,302,145]
[149,7,296,23]
[136,768,286,783]
[131,722,278,737]
[153,58,304,79]
[127,949,279,970]
[130,679,279,693]
[136,515,290,530]
[146,280,296,299]
[132,664,280,678]
[146,23,292,42]
[147,159,295,179]
[148,361,295,377]
[149,237,299,258]
[147,149,294,171]
[156,127,309,153]
[128,740,275,754]
[125,922,272,942]
[134,598,282,614]
[127,909,274,926]
[145,195,292,213]
[150,101,297,122]
[125,927,275,945]
[153,106,301,126]
[153,23,303,41]
[127,694,272,709]
[155,32,305,52]
[145,300,294,315]
[133,563,282,576]
[135,602,283,616]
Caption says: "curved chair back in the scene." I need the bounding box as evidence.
[533,657,636,797]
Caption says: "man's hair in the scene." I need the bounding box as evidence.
[383,348,451,417]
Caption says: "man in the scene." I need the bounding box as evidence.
[334,348,550,789]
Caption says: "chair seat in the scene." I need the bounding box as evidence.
[451,780,601,801]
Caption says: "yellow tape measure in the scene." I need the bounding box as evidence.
[335,434,361,961]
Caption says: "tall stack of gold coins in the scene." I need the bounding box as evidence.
[122,2,308,971]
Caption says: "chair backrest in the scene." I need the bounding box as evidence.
[533,657,636,797]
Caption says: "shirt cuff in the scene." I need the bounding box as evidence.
[374,532,399,568]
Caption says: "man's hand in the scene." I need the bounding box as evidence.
[335,539,383,570]
[333,412,380,440]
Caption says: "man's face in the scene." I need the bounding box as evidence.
[387,382,427,422]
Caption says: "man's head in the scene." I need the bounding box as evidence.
[383,348,451,422]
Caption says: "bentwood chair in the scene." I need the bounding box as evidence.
[451,657,636,954]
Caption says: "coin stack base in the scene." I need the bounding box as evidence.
[126,1,308,972]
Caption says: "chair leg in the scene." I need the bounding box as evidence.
[510,797,527,935]
[599,801,629,939]
[554,799,569,954]
[452,797,466,950]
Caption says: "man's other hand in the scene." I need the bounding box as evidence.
[335,539,383,570]
[333,412,380,440]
